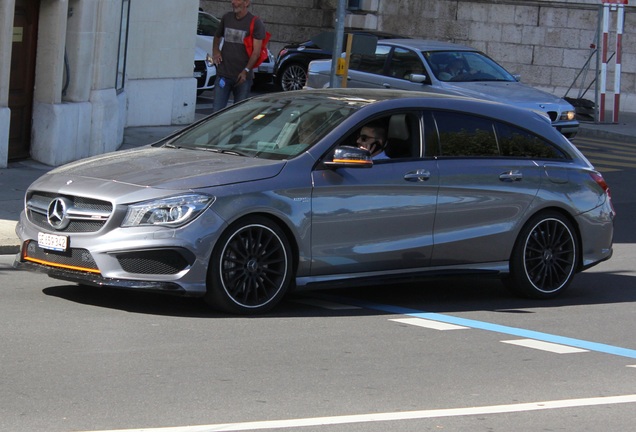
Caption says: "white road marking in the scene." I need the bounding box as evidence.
[390,317,468,330]
[82,394,636,432]
[501,338,589,354]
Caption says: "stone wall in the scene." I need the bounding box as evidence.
[200,0,636,113]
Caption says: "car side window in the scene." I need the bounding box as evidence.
[349,45,391,75]
[388,47,425,80]
[431,111,568,160]
[495,122,567,159]
[432,111,499,157]
[340,112,421,161]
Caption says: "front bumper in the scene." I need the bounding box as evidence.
[13,208,228,296]
[14,257,190,295]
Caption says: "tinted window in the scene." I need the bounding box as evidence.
[198,13,220,37]
[433,111,499,157]
[431,111,567,160]
[388,47,424,80]
[350,45,391,74]
[496,122,567,159]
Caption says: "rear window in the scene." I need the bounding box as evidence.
[430,111,567,159]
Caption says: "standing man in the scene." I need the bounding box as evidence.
[212,0,266,112]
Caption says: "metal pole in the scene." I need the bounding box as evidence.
[595,5,602,123]
[329,0,346,88]
[600,2,609,122]
[613,3,624,122]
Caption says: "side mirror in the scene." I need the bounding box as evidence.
[324,146,373,168]
[407,73,427,83]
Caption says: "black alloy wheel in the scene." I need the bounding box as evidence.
[280,63,307,91]
[506,212,578,299]
[206,216,293,314]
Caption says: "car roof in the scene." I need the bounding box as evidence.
[378,39,478,52]
[287,30,408,49]
[258,88,557,136]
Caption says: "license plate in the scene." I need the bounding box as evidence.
[193,71,203,78]
[38,232,68,252]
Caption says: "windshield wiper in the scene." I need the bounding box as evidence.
[164,144,252,157]
[201,147,251,157]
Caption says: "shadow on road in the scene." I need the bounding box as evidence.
[42,268,636,319]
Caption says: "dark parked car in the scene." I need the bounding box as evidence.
[14,89,614,314]
[273,30,404,91]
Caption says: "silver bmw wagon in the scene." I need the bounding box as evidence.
[14,89,614,314]
[305,39,579,138]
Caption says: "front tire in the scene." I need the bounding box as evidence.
[505,212,578,299]
[280,63,307,91]
[205,216,293,314]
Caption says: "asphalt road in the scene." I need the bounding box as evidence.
[2,132,636,432]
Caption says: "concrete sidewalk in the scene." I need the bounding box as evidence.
[2,114,636,255]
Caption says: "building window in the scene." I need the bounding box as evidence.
[347,0,361,11]
[116,0,130,92]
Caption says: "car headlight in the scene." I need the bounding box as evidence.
[560,110,576,121]
[122,194,215,228]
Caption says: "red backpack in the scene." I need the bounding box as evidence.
[243,16,271,68]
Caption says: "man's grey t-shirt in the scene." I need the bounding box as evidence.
[215,12,266,80]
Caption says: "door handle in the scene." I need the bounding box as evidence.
[499,170,523,182]
[404,169,431,182]
[382,83,391,88]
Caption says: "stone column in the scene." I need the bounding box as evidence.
[0,0,17,168]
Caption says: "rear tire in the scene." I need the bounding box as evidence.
[505,211,578,299]
[205,216,293,314]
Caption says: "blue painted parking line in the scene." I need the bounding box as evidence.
[324,296,636,360]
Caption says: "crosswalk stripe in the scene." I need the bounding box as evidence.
[501,339,589,354]
[390,317,468,330]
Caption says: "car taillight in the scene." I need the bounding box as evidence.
[590,171,616,215]
[278,48,288,57]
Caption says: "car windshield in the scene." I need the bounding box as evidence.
[198,13,220,36]
[166,94,358,160]
[424,50,516,83]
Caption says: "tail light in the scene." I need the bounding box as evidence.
[590,171,616,215]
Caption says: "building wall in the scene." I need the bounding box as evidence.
[0,0,15,168]
[201,0,635,114]
[0,0,199,167]
[125,0,199,127]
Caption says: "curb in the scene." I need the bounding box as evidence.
[0,245,18,255]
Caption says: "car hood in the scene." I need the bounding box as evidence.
[438,81,572,111]
[195,35,214,59]
[194,45,208,61]
[48,146,286,190]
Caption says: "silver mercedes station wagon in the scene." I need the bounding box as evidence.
[14,89,614,314]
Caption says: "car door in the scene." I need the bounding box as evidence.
[348,45,430,91]
[427,110,547,266]
[310,112,439,276]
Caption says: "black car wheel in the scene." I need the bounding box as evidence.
[280,63,307,91]
[505,212,578,299]
[205,216,293,314]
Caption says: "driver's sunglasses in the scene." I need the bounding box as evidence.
[357,134,376,142]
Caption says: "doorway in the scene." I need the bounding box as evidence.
[9,0,39,160]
